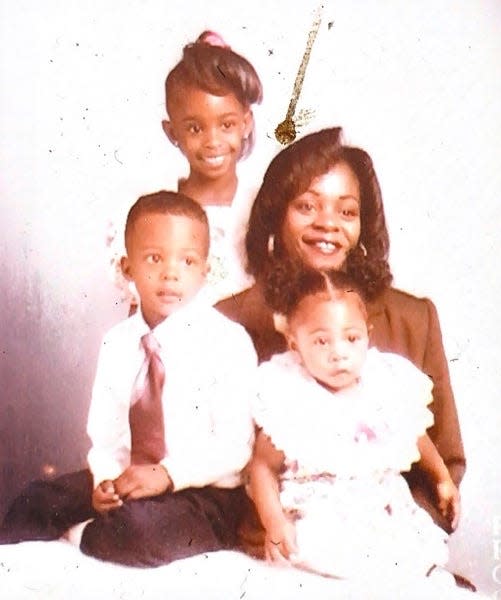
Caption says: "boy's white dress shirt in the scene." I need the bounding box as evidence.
[87,296,257,491]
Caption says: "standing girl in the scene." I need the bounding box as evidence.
[162,30,263,302]
[110,31,263,305]
[248,267,461,589]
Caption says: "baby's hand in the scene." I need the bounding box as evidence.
[113,464,172,500]
[92,479,122,513]
[264,519,298,565]
[436,478,461,531]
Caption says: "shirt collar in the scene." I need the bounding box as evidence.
[129,309,151,333]
[152,290,211,343]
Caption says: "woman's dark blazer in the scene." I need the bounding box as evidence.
[216,284,465,533]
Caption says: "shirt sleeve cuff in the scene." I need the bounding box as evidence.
[88,454,125,489]
[160,456,193,492]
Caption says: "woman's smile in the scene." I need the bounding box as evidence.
[281,163,361,271]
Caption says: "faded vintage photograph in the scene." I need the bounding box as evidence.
[1,1,500,597]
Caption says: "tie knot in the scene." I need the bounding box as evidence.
[141,332,161,358]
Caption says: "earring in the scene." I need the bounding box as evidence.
[359,243,367,257]
[267,234,275,255]
[273,312,287,335]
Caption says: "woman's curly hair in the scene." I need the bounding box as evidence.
[245,127,392,300]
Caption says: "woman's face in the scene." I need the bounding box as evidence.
[281,162,361,271]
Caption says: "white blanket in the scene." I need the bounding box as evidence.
[0,541,482,599]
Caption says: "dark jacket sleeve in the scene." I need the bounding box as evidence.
[368,289,465,532]
[421,298,465,486]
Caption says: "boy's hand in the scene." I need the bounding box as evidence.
[113,464,172,500]
[92,479,122,513]
[264,519,298,565]
[436,478,461,531]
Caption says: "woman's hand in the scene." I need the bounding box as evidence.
[264,518,298,565]
[417,433,461,530]
[436,478,461,531]
[92,479,122,513]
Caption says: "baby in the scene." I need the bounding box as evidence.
[248,267,460,584]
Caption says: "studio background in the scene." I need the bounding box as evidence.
[1,0,499,593]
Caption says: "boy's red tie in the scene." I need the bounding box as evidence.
[129,332,166,464]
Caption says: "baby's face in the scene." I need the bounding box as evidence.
[288,293,369,393]
[122,212,209,328]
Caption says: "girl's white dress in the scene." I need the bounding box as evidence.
[253,348,450,582]
[198,179,255,305]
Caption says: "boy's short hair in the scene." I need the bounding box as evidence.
[124,191,210,255]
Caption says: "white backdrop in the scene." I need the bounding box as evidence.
[1,0,500,594]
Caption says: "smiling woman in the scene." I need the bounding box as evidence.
[216,126,465,540]
[281,162,362,272]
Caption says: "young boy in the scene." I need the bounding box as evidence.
[0,191,257,567]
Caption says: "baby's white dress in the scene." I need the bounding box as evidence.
[253,348,450,582]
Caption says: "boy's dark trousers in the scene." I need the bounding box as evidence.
[0,469,247,567]
[0,469,95,542]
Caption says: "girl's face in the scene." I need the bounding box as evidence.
[288,293,369,393]
[280,162,361,271]
[163,86,252,183]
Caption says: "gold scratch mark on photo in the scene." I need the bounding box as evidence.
[275,4,323,145]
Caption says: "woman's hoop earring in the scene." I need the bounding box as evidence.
[359,243,367,257]
[267,234,275,256]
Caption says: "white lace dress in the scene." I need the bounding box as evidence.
[253,348,450,582]
[198,179,255,305]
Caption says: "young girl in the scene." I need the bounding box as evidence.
[109,30,263,306]
[248,267,461,586]
[110,31,262,303]
[162,30,263,303]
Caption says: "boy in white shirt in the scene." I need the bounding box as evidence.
[0,191,257,567]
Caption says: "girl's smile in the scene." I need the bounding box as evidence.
[163,87,252,186]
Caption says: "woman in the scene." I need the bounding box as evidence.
[216,127,465,534]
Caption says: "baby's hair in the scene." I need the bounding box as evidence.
[124,190,209,254]
[165,30,263,158]
[264,263,368,322]
[245,127,392,300]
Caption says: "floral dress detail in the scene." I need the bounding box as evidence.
[253,349,449,580]
[199,194,254,305]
